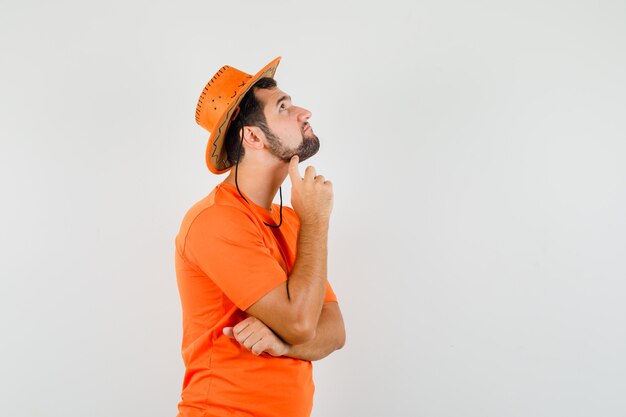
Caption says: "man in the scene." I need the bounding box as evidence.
[174,56,345,417]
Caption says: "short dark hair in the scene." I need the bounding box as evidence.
[224,77,277,166]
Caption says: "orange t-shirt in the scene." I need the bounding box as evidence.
[174,181,337,417]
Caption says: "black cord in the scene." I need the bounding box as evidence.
[234,117,283,228]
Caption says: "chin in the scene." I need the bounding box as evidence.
[280,134,320,163]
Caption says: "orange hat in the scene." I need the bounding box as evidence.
[195,56,281,174]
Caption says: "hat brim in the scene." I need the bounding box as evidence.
[205,56,281,174]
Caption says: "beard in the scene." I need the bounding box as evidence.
[263,124,320,163]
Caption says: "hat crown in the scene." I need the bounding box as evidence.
[195,65,253,131]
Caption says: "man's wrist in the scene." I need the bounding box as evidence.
[300,219,330,233]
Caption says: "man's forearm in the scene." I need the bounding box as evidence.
[284,301,345,361]
[284,221,329,338]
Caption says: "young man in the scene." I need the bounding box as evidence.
[174,56,345,417]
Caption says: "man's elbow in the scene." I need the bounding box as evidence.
[336,327,346,350]
[284,321,316,345]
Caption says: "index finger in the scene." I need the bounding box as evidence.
[288,155,301,183]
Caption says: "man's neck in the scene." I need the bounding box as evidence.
[222,161,288,211]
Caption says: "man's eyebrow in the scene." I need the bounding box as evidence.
[275,95,292,108]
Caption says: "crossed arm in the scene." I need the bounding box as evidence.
[212,156,347,359]
[223,301,345,361]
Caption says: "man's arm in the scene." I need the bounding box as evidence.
[285,301,345,361]
[223,301,345,361]
[243,157,334,345]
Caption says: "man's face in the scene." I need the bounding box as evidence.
[255,87,320,163]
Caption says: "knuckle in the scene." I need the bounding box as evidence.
[255,344,263,352]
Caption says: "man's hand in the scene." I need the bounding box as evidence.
[288,155,334,226]
[223,316,290,357]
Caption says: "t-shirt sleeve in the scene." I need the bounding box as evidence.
[181,205,288,310]
[324,280,337,303]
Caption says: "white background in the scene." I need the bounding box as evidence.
[1,0,625,416]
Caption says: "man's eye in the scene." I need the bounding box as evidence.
[279,104,286,110]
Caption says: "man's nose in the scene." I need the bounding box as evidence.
[297,107,312,122]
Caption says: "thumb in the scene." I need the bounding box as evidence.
[288,155,300,186]
[223,327,234,338]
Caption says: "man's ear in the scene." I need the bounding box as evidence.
[241,125,265,151]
